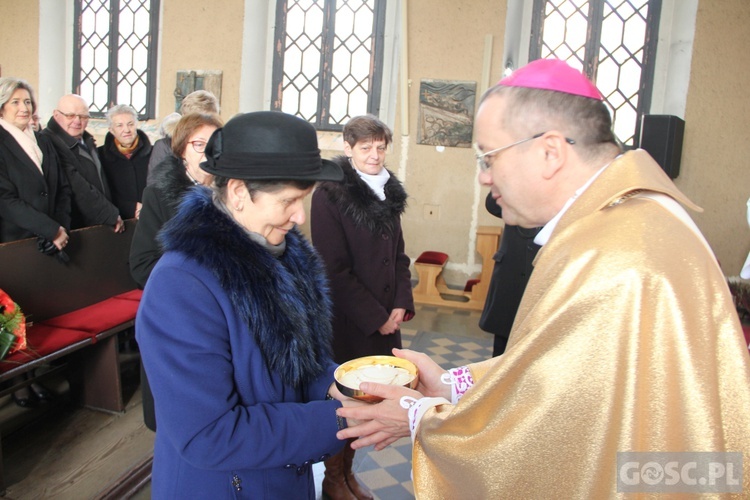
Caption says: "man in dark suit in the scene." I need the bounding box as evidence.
[479,192,541,356]
[43,94,124,232]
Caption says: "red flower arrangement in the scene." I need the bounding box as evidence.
[0,288,26,360]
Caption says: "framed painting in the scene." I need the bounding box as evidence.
[417,80,476,148]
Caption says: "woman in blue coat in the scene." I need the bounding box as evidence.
[136,111,356,498]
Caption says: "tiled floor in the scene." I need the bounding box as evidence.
[314,304,495,499]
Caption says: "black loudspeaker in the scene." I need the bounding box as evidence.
[639,114,685,179]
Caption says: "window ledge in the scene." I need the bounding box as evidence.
[318,131,345,155]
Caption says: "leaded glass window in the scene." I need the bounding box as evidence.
[272,0,386,131]
[73,0,160,120]
[530,0,661,146]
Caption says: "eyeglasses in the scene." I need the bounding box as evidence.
[56,110,91,121]
[188,140,208,153]
[474,132,576,171]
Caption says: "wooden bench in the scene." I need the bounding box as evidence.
[412,251,449,300]
[0,220,140,494]
[412,225,503,310]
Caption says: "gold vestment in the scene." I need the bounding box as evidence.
[413,151,750,499]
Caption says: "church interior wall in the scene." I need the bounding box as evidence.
[0,0,749,287]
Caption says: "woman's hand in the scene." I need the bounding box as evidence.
[378,317,398,335]
[378,308,407,335]
[52,226,69,251]
[113,216,126,233]
[327,381,350,402]
[327,382,369,427]
[390,308,406,325]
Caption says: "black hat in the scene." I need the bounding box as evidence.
[200,111,343,182]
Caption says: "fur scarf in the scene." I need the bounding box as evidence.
[150,154,194,211]
[318,155,408,235]
[159,186,333,388]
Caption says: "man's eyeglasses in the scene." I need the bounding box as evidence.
[56,110,91,121]
[188,141,208,153]
[474,132,576,171]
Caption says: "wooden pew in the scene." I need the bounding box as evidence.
[0,221,140,494]
[413,225,503,310]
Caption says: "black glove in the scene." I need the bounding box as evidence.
[37,237,70,263]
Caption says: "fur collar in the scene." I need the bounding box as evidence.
[159,187,333,387]
[318,155,408,235]
[150,155,194,210]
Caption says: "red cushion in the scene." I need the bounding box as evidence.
[742,324,750,352]
[0,324,91,373]
[464,278,480,292]
[40,297,139,337]
[113,289,143,302]
[417,251,449,266]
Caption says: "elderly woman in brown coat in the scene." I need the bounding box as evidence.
[310,114,414,500]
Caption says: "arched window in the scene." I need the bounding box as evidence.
[271,0,386,131]
[529,0,661,146]
[73,0,160,120]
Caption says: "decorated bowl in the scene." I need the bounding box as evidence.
[334,355,419,403]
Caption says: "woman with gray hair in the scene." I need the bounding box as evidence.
[98,104,152,219]
[0,76,71,407]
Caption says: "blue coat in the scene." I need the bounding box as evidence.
[136,187,345,498]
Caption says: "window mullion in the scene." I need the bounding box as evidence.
[367,0,386,115]
[528,0,546,62]
[146,0,161,120]
[107,0,121,113]
[634,0,662,146]
[72,1,83,94]
[318,0,337,129]
[584,0,604,79]
[270,0,288,112]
